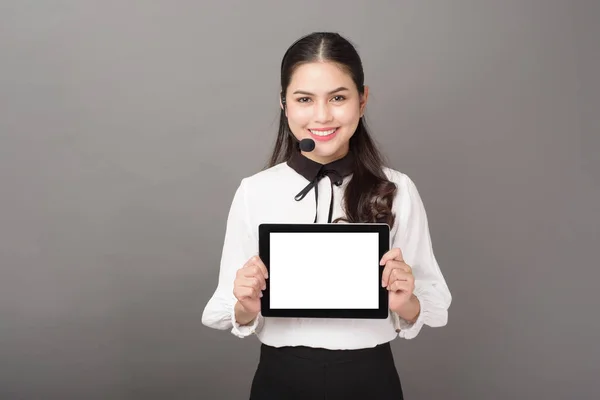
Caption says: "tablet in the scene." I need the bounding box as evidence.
[258,223,390,319]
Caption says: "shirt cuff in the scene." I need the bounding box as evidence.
[393,286,439,340]
[230,302,263,338]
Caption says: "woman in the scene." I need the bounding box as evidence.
[202,32,452,399]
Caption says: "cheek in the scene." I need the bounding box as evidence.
[287,107,312,126]
[332,106,360,125]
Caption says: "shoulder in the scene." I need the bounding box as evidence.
[381,166,428,221]
[233,161,300,202]
[239,161,295,188]
[229,162,303,222]
[382,166,417,192]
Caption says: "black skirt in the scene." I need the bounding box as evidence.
[249,341,403,400]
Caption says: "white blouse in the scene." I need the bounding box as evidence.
[201,160,452,350]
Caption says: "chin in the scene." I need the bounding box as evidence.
[313,141,349,159]
[314,144,341,155]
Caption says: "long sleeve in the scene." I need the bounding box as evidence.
[390,173,452,339]
[201,178,264,338]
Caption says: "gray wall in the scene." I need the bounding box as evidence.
[1,1,598,399]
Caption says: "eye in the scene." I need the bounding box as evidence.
[297,97,311,103]
[331,95,346,102]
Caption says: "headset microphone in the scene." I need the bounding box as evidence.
[299,138,316,152]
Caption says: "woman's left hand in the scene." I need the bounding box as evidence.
[381,247,420,322]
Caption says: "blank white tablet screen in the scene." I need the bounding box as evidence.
[269,232,379,309]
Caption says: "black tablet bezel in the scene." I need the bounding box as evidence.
[258,223,390,319]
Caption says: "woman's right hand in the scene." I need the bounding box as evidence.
[233,255,268,318]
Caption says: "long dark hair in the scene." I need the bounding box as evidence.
[266,32,396,227]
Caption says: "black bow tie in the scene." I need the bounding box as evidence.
[287,150,355,223]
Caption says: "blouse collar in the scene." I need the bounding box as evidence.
[286,149,355,223]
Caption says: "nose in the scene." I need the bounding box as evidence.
[314,100,333,123]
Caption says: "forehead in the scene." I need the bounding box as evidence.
[288,61,355,93]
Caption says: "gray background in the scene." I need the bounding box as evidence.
[1,1,598,399]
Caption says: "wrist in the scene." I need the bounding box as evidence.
[394,294,421,323]
[234,301,258,326]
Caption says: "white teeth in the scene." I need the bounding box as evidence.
[310,128,336,136]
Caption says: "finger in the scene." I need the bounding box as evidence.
[381,262,394,287]
[247,255,268,279]
[243,257,267,280]
[381,260,410,286]
[398,261,412,274]
[389,270,415,287]
[380,247,404,266]
[241,275,266,292]
[388,280,413,292]
[388,260,411,273]
[239,278,264,297]
[233,285,261,300]
[382,262,402,287]
[241,267,266,290]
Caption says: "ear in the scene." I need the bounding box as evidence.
[279,92,287,117]
[359,85,369,117]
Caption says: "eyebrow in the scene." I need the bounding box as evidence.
[292,86,349,96]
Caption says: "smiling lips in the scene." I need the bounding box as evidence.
[308,127,338,142]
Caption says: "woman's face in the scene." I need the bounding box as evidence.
[282,61,368,164]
